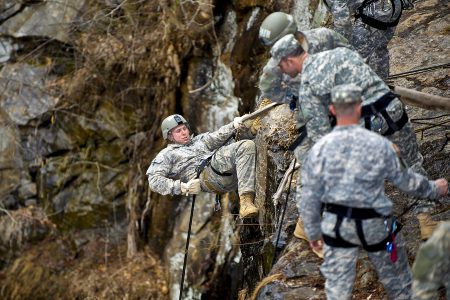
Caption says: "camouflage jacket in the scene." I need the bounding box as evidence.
[146,123,235,196]
[299,47,394,146]
[258,28,351,104]
[300,125,438,241]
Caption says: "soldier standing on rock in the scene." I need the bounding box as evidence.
[299,84,448,300]
[146,114,259,219]
[258,12,351,106]
[271,33,441,241]
[323,0,409,81]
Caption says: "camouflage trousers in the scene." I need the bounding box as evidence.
[412,221,450,300]
[352,21,395,81]
[321,213,412,300]
[200,140,256,196]
[380,98,434,213]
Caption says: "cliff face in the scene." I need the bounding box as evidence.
[0,0,448,299]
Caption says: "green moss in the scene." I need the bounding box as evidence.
[51,204,111,231]
[95,141,126,166]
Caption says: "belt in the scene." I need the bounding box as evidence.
[323,203,385,219]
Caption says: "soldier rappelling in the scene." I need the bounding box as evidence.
[146,114,259,219]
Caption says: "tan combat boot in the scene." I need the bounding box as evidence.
[239,193,259,218]
[294,218,307,240]
[294,218,324,258]
[417,213,439,240]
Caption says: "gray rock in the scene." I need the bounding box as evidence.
[0,1,87,43]
[0,64,58,126]
[0,37,19,63]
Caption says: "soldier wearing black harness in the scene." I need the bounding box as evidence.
[323,0,411,81]
[299,84,448,300]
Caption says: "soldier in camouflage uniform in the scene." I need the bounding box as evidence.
[299,84,448,300]
[146,114,259,218]
[258,12,351,105]
[271,33,440,240]
[412,221,450,299]
[324,0,404,80]
[258,13,352,246]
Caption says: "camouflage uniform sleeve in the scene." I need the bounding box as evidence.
[299,83,332,144]
[330,0,353,42]
[202,122,235,151]
[302,28,353,54]
[299,149,325,241]
[146,152,182,196]
[384,142,438,199]
[259,58,290,104]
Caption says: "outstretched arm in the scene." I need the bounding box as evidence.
[386,143,448,199]
[202,122,236,151]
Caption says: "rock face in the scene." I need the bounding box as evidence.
[0,1,87,43]
[0,0,448,299]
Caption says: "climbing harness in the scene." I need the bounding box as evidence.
[355,0,403,30]
[321,203,402,254]
[361,91,408,136]
[271,158,296,266]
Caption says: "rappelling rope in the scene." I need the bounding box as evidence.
[388,62,450,80]
[271,158,296,266]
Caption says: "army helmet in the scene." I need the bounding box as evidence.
[161,114,188,140]
[259,12,298,46]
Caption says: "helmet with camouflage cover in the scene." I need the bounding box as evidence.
[259,12,297,46]
[161,114,188,140]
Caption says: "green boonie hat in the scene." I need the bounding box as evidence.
[331,84,362,104]
[270,34,300,66]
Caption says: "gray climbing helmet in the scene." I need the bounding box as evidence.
[259,12,297,46]
[161,114,188,140]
